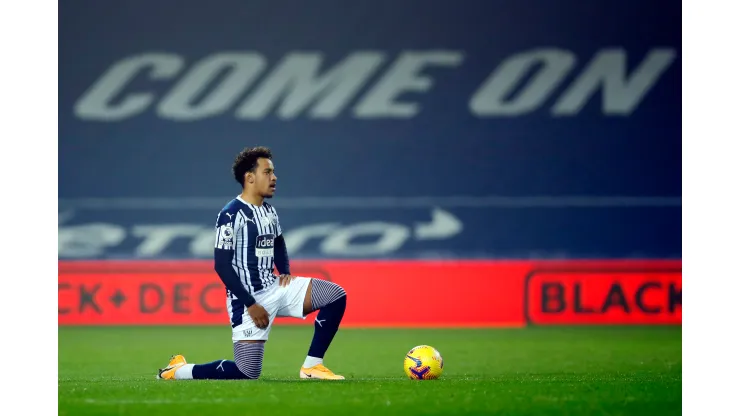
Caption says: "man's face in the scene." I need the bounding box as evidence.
[249,158,277,198]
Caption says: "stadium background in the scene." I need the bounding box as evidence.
[58,0,681,328]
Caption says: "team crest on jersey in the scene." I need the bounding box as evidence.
[255,233,275,257]
[215,224,234,249]
[264,212,276,226]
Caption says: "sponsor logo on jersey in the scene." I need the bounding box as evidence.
[255,233,275,257]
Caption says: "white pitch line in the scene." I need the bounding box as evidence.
[79,398,251,405]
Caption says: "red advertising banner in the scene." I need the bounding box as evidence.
[58,260,681,327]
[58,260,530,327]
[525,266,682,325]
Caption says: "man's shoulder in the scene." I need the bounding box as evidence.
[218,198,280,220]
[220,198,241,212]
[216,198,251,225]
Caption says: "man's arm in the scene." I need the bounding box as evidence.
[213,212,256,308]
[272,208,290,275]
[274,235,290,275]
[214,248,256,308]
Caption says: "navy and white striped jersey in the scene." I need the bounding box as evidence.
[214,196,283,295]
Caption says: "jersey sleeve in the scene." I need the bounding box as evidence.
[271,206,290,275]
[214,209,240,250]
[213,209,256,307]
[273,208,283,236]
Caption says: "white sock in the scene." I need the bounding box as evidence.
[174,364,195,380]
[303,356,323,368]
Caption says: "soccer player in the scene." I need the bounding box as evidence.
[157,146,347,380]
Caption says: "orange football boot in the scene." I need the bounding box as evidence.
[157,354,187,380]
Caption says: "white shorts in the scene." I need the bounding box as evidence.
[228,276,312,342]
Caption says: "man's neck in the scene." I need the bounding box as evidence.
[240,191,264,206]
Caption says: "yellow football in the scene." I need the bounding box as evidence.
[403,345,444,380]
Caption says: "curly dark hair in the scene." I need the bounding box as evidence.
[232,146,273,186]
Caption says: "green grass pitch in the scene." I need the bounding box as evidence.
[59,326,681,415]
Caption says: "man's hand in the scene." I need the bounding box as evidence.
[278,274,296,287]
[247,303,269,329]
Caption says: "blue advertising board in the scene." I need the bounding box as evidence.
[59,0,681,260]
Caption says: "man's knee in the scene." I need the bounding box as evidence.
[240,367,262,379]
[310,279,347,310]
[334,282,347,298]
[234,341,265,380]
